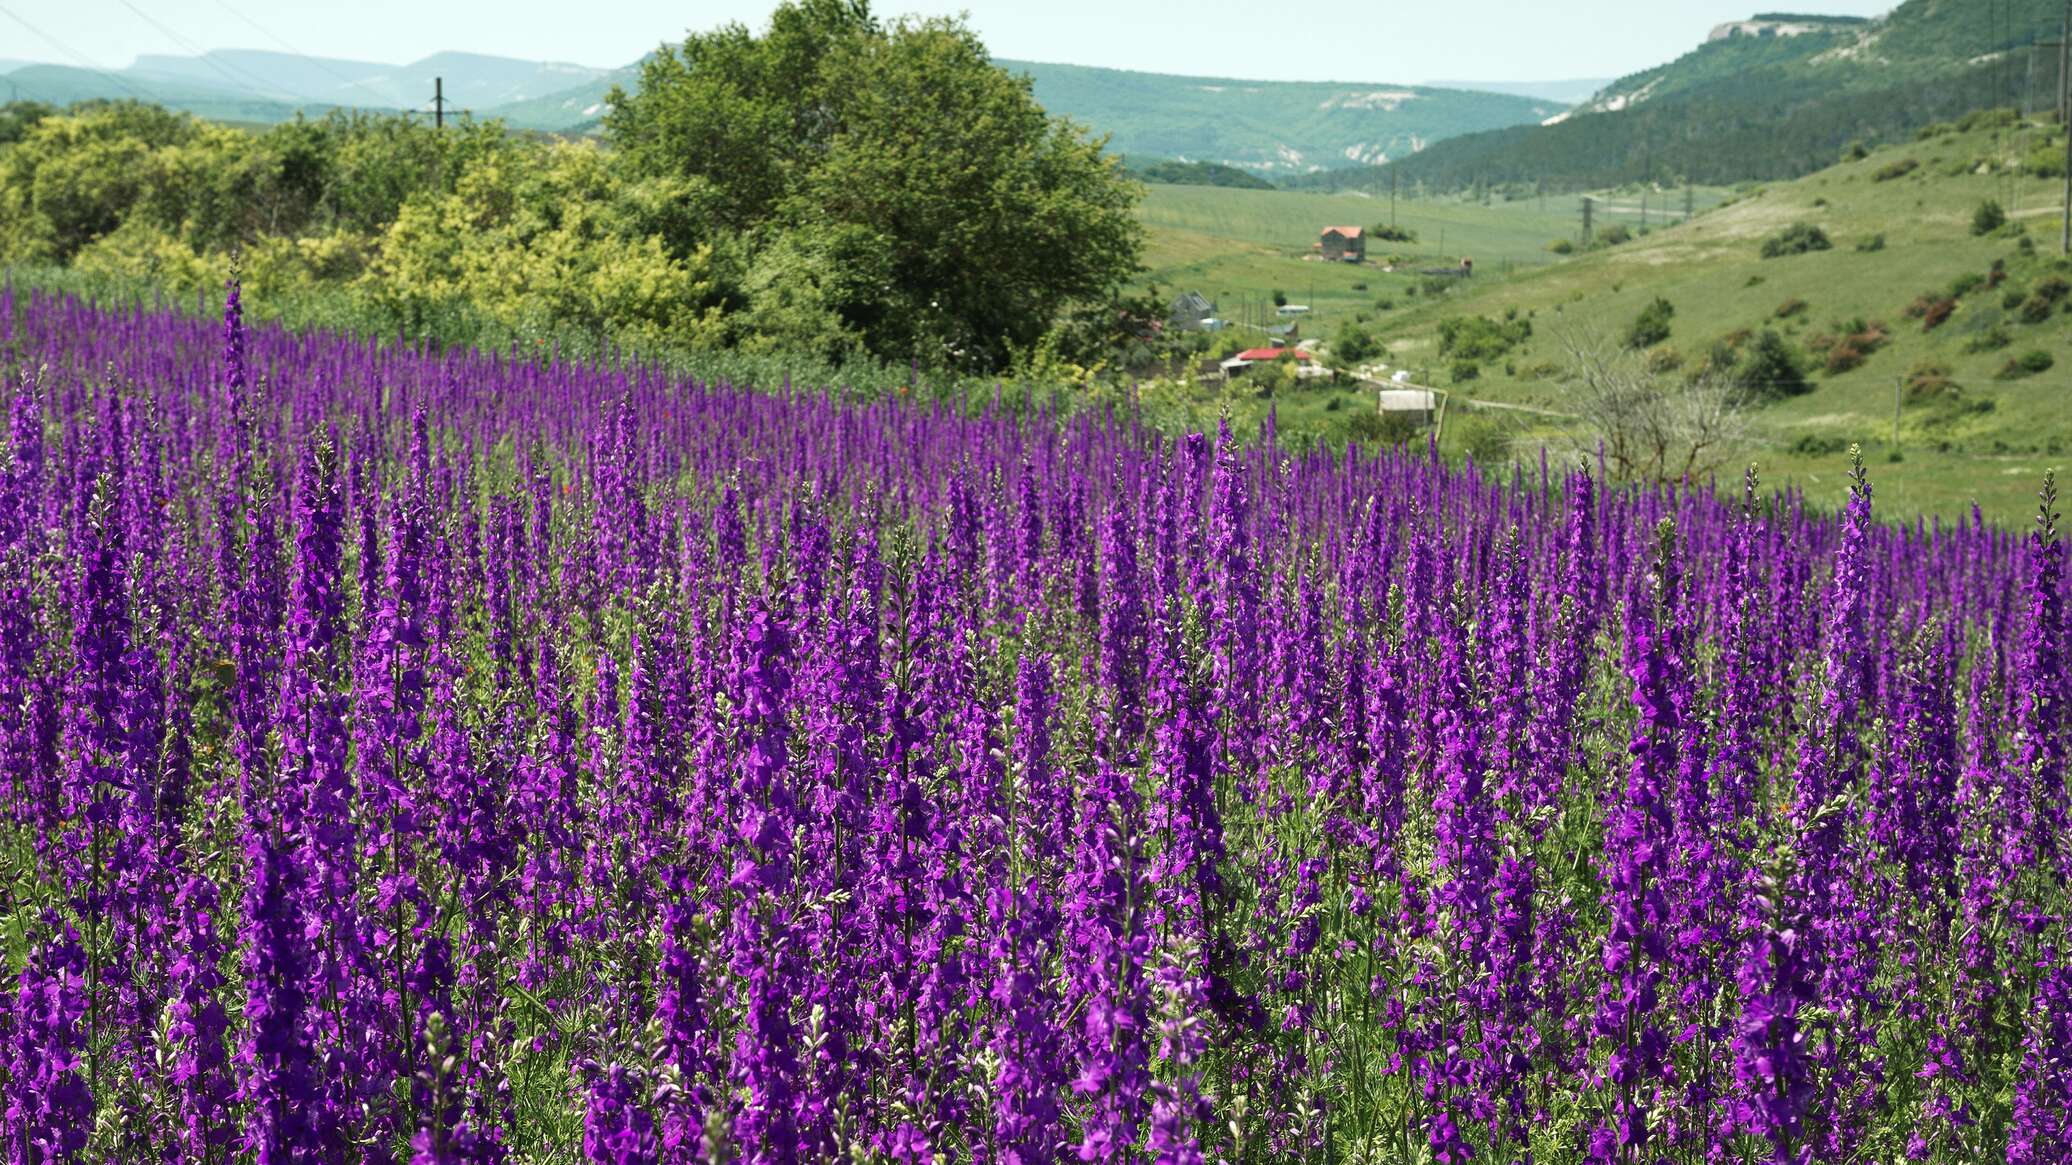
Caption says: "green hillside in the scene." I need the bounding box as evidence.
[1354,119,2072,524]
[1133,181,1730,336]
[1296,0,2070,194]
[997,61,1553,176]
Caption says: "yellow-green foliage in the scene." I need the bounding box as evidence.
[361,143,729,351]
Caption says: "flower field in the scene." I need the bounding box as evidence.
[0,282,2067,1163]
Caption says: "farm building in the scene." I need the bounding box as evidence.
[1377,388,1437,426]
[1319,226,1366,263]
[1168,290,1216,330]
[1220,347,1314,378]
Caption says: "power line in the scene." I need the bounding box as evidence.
[110,0,309,105]
[205,0,404,109]
[0,3,156,101]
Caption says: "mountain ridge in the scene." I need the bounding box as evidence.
[1289,0,2070,194]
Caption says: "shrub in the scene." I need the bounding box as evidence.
[1369,224,1418,243]
[2019,276,2070,324]
[1922,298,1957,331]
[1450,359,1482,383]
[1905,360,1958,401]
[1740,329,1812,399]
[1775,297,1809,320]
[1350,281,1368,292]
[1789,433,1851,456]
[1375,298,1396,311]
[1596,224,1633,247]
[1761,222,1833,258]
[1810,319,1889,375]
[1856,233,1887,253]
[1272,289,1288,307]
[1437,314,1532,363]
[1872,158,1918,181]
[1332,321,1379,366]
[1644,346,1683,373]
[1965,326,2014,354]
[1997,350,2055,380]
[1972,201,2006,237]
[1948,273,1985,299]
[1547,238,1575,255]
[1626,296,1676,350]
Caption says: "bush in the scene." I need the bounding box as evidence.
[1547,239,1576,255]
[1272,289,1288,307]
[1369,224,1418,243]
[1740,329,1811,399]
[1905,360,1958,401]
[1965,326,2014,354]
[1775,297,1809,320]
[1450,359,1482,383]
[1809,319,1889,375]
[1997,350,2056,380]
[1644,346,1683,373]
[1626,296,1676,350]
[1948,273,1985,299]
[1972,201,2006,237]
[1332,321,1379,366]
[1789,433,1851,456]
[1922,298,1957,331]
[1596,224,1633,247]
[1437,314,1532,363]
[1872,158,1918,182]
[1761,222,1833,258]
[2019,276,2070,324]
[2025,141,2068,179]
[1855,233,1887,253]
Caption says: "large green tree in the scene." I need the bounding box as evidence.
[605,0,1143,371]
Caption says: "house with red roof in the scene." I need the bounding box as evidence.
[1319,225,1365,263]
[1219,347,1314,378]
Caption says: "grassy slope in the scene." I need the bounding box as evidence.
[1134,182,1729,337]
[1362,122,2072,524]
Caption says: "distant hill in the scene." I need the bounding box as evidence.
[1125,158,1276,190]
[0,49,612,123]
[1292,0,2071,194]
[0,63,321,124]
[482,57,1559,174]
[1421,78,1613,105]
[3,46,1564,173]
[123,49,610,112]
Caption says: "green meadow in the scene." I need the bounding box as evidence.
[1134,121,2072,525]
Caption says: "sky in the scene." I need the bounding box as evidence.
[2,0,1900,85]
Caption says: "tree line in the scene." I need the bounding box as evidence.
[0,0,1148,375]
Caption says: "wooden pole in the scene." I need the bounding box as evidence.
[2062,0,2071,254]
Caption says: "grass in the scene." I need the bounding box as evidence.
[1133,181,1732,340]
[1180,120,2072,525]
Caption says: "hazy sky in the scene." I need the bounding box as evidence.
[3,0,1898,85]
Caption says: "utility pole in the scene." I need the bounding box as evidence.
[2061,0,2071,253]
[418,77,468,129]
